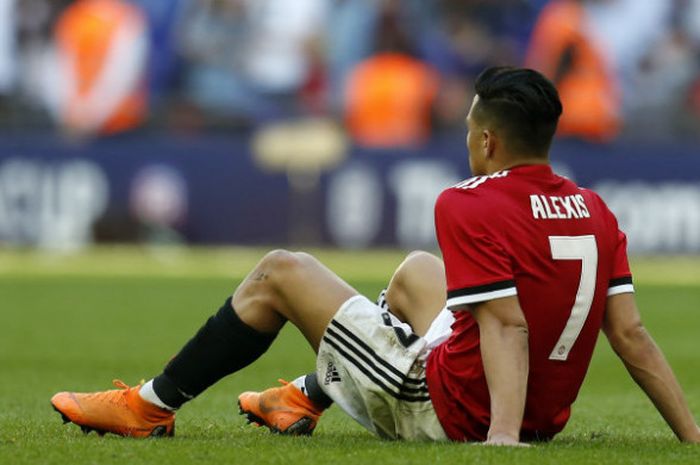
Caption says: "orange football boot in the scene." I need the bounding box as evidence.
[51,379,175,437]
[238,379,325,435]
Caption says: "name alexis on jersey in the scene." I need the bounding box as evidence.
[530,194,590,220]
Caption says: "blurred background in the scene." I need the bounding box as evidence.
[0,0,699,254]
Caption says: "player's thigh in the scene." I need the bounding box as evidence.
[385,251,446,336]
[255,250,359,351]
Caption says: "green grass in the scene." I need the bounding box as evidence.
[0,247,699,464]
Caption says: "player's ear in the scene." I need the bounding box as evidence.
[483,129,496,159]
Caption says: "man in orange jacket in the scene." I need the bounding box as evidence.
[52,0,148,137]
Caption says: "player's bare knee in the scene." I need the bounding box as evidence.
[260,249,308,284]
[403,250,442,269]
[392,251,437,288]
[260,249,299,269]
[290,250,315,263]
[404,250,432,262]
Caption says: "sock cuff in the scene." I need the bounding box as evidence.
[140,379,177,411]
[304,373,334,409]
[217,297,277,344]
[152,373,191,409]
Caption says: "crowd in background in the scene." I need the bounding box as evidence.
[0,0,699,145]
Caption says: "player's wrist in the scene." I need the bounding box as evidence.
[675,423,700,443]
[486,428,519,442]
[484,431,527,447]
[684,424,700,443]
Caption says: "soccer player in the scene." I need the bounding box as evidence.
[51,67,700,445]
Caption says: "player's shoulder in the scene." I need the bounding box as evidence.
[440,170,511,201]
[437,170,514,219]
[452,170,511,191]
[436,172,512,231]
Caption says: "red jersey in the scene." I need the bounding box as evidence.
[426,164,633,442]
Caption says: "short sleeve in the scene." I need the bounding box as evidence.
[607,229,634,296]
[435,189,517,310]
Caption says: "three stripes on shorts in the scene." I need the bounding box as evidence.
[322,320,430,402]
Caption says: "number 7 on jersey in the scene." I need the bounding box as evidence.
[548,235,598,361]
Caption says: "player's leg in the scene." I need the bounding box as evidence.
[51,249,358,437]
[226,249,359,435]
[148,249,357,405]
[231,249,358,350]
[312,250,450,440]
[239,251,448,435]
[383,250,446,335]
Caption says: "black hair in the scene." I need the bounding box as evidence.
[473,66,563,156]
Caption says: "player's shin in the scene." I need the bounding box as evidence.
[141,297,276,410]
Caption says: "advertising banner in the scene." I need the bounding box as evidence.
[0,133,698,254]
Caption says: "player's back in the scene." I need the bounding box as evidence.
[426,164,632,441]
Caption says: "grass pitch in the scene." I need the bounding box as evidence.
[0,247,699,465]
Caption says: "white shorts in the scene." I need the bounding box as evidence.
[316,295,454,440]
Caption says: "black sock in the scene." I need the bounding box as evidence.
[304,373,333,409]
[152,297,276,409]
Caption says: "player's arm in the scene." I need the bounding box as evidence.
[470,296,530,446]
[603,293,700,443]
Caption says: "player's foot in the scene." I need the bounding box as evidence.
[238,379,324,435]
[51,379,175,437]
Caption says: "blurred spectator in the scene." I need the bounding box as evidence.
[325,0,380,113]
[177,0,328,127]
[1,0,699,142]
[344,1,439,148]
[15,0,61,107]
[429,0,533,63]
[526,0,621,142]
[243,0,328,110]
[687,0,700,44]
[584,0,676,139]
[0,0,17,97]
[419,1,528,130]
[46,0,149,137]
[686,0,700,127]
[622,0,696,138]
[418,10,487,130]
[176,0,248,126]
[131,0,188,109]
[587,0,670,87]
[5,0,65,129]
[326,0,436,115]
[412,1,542,131]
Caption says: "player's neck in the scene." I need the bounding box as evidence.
[489,155,549,174]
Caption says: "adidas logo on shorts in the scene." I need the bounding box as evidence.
[324,362,341,385]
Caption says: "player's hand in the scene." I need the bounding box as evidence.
[691,424,700,443]
[482,433,530,447]
[677,424,700,443]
